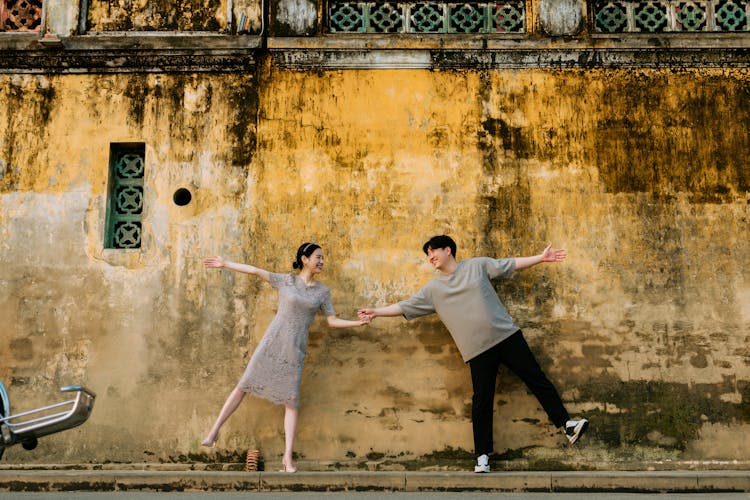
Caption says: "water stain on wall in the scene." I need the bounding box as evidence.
[577,377,750,449]
[0,77,56,192]
[593,70,750,201]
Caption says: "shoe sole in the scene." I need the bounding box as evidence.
[568,420,589,445]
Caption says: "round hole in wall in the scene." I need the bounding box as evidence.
[173,188,192,206]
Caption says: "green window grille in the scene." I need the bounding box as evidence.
[594,0,749,31]
[0,0,43,32]
[329,1,526,33]
[105,144,145,250]
[715,0,748,29]
[634,2,669,31]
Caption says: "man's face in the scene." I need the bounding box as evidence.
[426,246,451,270]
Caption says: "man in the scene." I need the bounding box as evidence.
[358,235,588,473]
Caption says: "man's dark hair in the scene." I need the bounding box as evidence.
[422,235,457,258]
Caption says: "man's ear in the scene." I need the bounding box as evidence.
[445,247,452,256]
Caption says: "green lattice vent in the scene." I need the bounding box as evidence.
[105,144,145,250]
[329,2,526,33]
[595,0,749,32]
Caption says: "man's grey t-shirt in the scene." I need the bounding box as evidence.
[397,257,519,362]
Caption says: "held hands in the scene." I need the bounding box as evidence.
[357,315,372,326]
[204,256,226,268]
[357,309,375,323]
[540,243,567,263]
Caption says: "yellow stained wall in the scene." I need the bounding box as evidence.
[1,65,749,467]
[85,0,262,32]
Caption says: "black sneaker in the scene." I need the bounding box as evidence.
[564,419,589,445]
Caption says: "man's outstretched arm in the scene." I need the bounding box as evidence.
[358,304,404,320]
[514,243,567,271]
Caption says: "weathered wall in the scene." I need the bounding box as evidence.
[1,65,749,468]
[86,0,225,31]
[84,0,262,33]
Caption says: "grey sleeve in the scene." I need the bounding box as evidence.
[397,286,435,320]
[484,257,516,280]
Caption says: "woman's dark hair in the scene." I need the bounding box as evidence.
[422,235,457,258]
[293,242,321,270]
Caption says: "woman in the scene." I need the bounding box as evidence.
[201,242,369,472]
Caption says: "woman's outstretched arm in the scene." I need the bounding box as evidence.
[327,315,370,328]
[204,256,271,283]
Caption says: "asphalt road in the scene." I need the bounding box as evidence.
[3,493,750,500]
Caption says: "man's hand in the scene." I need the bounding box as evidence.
[358,309,375,321]
[204,256,226,268]
[540,243,566,263]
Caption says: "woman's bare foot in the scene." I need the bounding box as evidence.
[280,457,297,472]
[201,432,219,448]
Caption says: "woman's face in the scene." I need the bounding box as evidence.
[302,248,324,274]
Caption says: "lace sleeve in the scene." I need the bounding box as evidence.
[320,286,335,317]
[269,272,293,289]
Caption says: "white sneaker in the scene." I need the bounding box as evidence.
[564,419,589,445]
[474,453,490,473]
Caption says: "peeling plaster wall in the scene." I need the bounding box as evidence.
[1,66,749,467]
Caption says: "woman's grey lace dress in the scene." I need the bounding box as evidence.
[237,272,335,408]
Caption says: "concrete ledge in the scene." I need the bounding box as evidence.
[1,469,749,492]
[696,472,750,492]
[549,471,750,493]
[0,470,118,492]
[260,471,405,491]
[3,35,750,73]
[551,471,699,492]
[404,471,552,492]
[112,471,261,492]
[271,47,750,69]
[0,50,259,74]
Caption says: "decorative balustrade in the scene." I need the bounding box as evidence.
[594,0,749,31]
[329,1,526,33]
[2,0,748,37]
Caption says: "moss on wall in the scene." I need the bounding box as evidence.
[0,76,56,193]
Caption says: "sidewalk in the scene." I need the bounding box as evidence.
[1,467,749,493]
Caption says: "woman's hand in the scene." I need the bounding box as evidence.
[327,315,371,328]
[357,316,372,326]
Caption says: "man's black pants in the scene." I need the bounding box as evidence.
[469,330,569,456]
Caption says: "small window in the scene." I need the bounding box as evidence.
[0,0,44,32]
[105,143,145,249]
